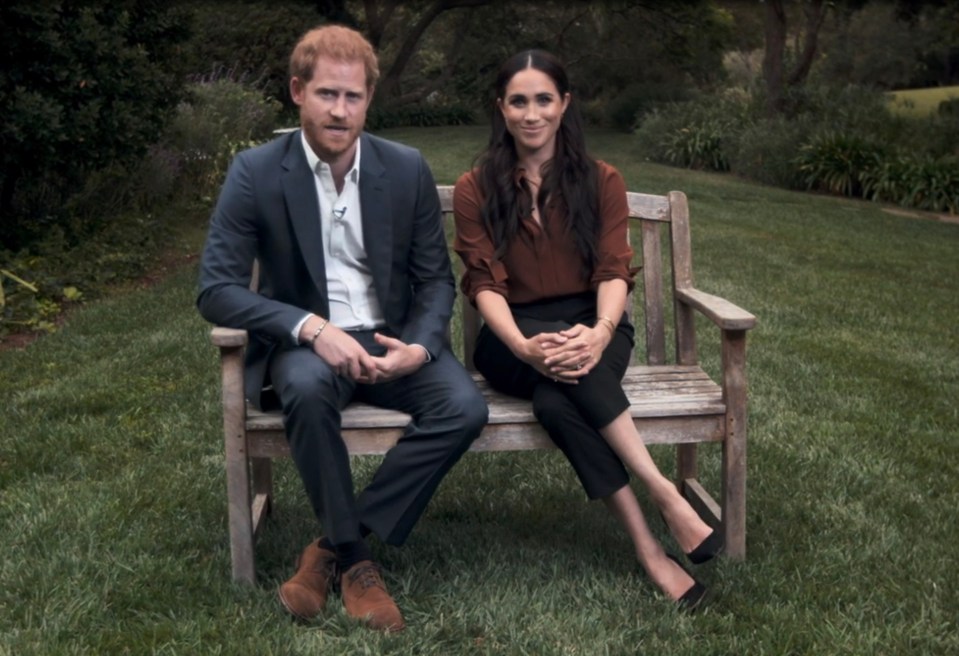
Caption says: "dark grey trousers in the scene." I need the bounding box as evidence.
[269,331,487,546]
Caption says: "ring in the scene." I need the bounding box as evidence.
[576,363,583,370]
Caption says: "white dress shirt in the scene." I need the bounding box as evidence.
[292,134,431,362]
[292,134,385,339]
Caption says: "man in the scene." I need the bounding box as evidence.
[197,25,487,633]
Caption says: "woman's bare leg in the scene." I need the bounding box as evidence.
[599,412,713,553]
[603,485,697,601]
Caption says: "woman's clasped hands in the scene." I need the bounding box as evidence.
[522,323,611,383]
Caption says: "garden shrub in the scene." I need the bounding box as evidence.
[902,156,959,214]
[795,131,886,197]
[860,154,959,214]
[727,116,809,189]
[165,78,282,198]
[0,1,190,251]
[860,156,915,205]
[177,1,313,111]
[367,103,476,130]
[0,76,280,341]
[604,82,693,133]
[634,93,750,171]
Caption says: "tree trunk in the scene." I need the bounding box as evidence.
[787,0,825,86]
[363,0,401,49]
[375,0,492,102]
[763,0,787,116]
[763,0,826,116]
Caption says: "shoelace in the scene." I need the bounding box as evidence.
[346,563,385,591]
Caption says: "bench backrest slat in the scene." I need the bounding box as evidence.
[437,186,691,369]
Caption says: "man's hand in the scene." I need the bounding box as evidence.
[302,320,379,382]
[358,333,428,383]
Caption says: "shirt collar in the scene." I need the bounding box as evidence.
[300,131,361,185]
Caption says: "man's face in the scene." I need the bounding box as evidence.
[291,56,372,167]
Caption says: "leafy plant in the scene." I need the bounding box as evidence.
[795,132,885,197]
[0,268,38,313]
[0,1,191,250]
[367,104,476,130]
[860,156,914,204]
[635,94,750,172]
[165,78,282,198]
[905,156,959,214]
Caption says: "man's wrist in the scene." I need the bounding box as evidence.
[309,319,329,345]
[298,315,329,345]
[411,343,431,363]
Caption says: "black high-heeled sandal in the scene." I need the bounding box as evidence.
[686,528,723,565]
[659,511,724,565]
[666,554,707,612]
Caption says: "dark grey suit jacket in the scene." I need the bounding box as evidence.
[197,130,455,408]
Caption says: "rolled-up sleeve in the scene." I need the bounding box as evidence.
[591,163,638,290]
[453,171,509,303]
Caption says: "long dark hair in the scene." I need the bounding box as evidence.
[475,49,600,277]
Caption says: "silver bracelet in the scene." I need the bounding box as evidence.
[309,319,329,345]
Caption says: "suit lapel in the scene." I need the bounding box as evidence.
[281,132,328,298]
[359,133,392,304]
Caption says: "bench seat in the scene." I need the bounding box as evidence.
[243,365,724,457]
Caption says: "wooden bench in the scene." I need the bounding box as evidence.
[210,186,757,584]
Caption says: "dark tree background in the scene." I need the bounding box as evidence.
[2,0,957,251]
[0,1,190,251]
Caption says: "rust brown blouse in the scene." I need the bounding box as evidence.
[453,160,636,305]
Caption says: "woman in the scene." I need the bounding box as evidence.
[453,50,721,609]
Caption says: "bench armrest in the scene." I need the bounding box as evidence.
[676,287,756,331]
[211,326,249,348]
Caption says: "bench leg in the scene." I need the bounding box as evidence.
[250,456,273,538]
[221,345,256,584]
[676,443,697,485]
[226,446,255,584]
[721,330,748,560]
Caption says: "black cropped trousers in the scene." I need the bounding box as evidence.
[473,292,634,499]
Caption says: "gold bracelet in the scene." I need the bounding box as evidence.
[309,319,329,345]
[597,315,616,334]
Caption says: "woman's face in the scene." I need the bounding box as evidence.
[498,67,570,161]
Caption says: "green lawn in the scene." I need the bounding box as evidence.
[2,127,958,655]
[887,84,959,116]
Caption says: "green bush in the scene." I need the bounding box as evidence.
[860,156,915,205]
[604,82,693,133]
[903,156,959,214]
[165,78,282,198]
[1,76,280,341]
[367,104,476,130]
[176,1,321,111]
[0,1,190,251]
[634,94,749,171]
[866,154,959,215]
[727,116,809,189]
[795,131,886,197]
[1,212,161,338]
[797,136,959,213]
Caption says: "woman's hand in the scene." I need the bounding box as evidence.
[515,331,574,381]
[543,323,612,380]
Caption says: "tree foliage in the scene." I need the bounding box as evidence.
[0,1,191,250]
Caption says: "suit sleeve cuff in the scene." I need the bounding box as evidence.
[292,313,314,344]
[411,343,432,363]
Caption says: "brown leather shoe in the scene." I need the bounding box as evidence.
[278,539,336,621]
[340,561,406,633]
